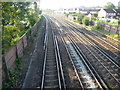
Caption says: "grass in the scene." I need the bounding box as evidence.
[75,20,120,41]
[93,28,120,40]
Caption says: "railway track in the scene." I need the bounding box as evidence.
[66,22,120,66]
[60,21,120,88]
[41,16,66,89]
[63,17,119,47]
[49,16,105,89]
[48,15,120,88]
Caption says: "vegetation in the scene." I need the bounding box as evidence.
[66,12,119,40]
[96,19,119,26]
[82,17,90,26]
[64,12,69,17]
[94,23,101,29]
[3,16,44,89]
[103,2,115,9]
[3,57,23,89]
[77,13,84,24]
[2,2,41,53]
[118,20,120,26]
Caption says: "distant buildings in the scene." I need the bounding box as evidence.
[60,8,100,15]
[55,7,120,19]
[98,9,120,19]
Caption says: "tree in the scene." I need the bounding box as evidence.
[118,20,120,26]
[82,17,90,26]
[93,14,98,18]
[103,2,115,9]
[77,13,84,24]
[2,2,41,53]
[64,12,69,17]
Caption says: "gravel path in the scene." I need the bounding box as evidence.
[17,18,46,88]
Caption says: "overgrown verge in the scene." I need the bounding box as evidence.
[3,57,23,89]
[93,24,120,40]
[2,15,44,89]
[2,2,42,54]
[65,13,120,41]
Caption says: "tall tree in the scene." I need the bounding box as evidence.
[103,2,115,9]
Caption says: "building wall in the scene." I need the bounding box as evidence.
[98,9,106,17]
[118,1,120,9]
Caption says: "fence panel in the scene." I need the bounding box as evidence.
[110,26,118,33]
[22,34,27,48]
[104,24,111,32]
[118,27,120,34]
[4,46,17,69]
[3,18,41,70]
[16,39,23,57]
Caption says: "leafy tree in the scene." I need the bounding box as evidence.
[64,12,69,17]
[103,2,115,9]
[77,13,84,24]
[118,20,120,25]
[94,23,101,29]
[82,17,90,26]
[2,2,41,53]
[93,14,98,18]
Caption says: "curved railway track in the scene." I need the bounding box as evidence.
[49,15,120,88]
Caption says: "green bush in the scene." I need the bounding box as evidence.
[64,12,69,17]
[118,20,120,26]
[2,2,41,53]
[77,13,84,24]
[94,23,101,29]
[82,17,90,26]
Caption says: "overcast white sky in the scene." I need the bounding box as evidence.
[39,0,119,9]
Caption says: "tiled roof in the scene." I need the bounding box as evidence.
[114,9,120,13]
[80,9,100,12]
[103,9,116,13]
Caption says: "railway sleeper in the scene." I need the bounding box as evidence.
[45,79,58,83]
[44,85,58,88]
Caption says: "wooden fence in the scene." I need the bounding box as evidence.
[92,21,120,34]
[2,19,42,82]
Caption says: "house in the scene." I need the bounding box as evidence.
[113,9,120,19]
[98,9,116,18]
[87,9,100,17]
[89,9,100,14]
[63,8,80,13]
[68,15,77,20]
[79,9,100,16]
[79,9,89,15]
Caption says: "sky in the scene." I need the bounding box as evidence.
[39,0,119,10]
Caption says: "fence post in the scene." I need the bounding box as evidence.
[15,44,18,58]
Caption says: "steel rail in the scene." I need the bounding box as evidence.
[65,21,120,66]
[49,16,83,88]
[64,18,120,49]
[41,15,62,89]
[66,23,120,70]
[61,22,120,88]
[51,17,105,89]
